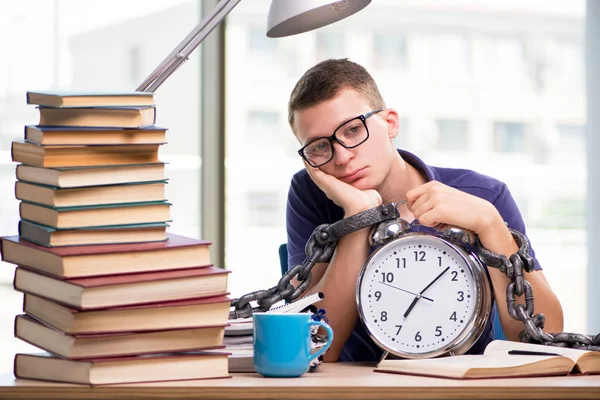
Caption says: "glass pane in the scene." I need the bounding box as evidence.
[374,34,408,70]
[0,0,202,371]
[436,119,469,151]
[493,122,528,153]
[224,0,587,336]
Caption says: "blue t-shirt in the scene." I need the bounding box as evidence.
[285,149,542,361]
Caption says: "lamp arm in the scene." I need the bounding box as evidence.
[136,0,242,92]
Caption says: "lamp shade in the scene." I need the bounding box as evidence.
[266,0,371,38]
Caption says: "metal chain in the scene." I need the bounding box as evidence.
[229,203,400,319]
[475,229,600,351]
[229,202,600,352]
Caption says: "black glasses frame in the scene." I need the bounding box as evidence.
[298,109,385,168]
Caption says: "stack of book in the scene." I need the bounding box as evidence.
[0,91,231,385]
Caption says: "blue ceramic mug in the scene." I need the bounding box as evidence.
[253,312,334,378]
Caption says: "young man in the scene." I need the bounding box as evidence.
[285,58,564,362]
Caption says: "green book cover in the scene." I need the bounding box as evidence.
[20,200,171,212]
[17,179,169,191]
[20,220,170,232]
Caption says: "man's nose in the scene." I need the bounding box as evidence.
[332,141,353,165]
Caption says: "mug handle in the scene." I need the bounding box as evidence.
[307,320,334,362]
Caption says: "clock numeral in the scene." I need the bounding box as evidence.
[381,272,394,283]
[374,291,382,301]
[438,256,442,267]
[414,331,422,342]
[450,311,457,321]
[451,271,458,281]
[414,251,426,262]
[396,258,406,268]
[380,311,388,321]
[395,325,403,335]
[457,291,465,302]
[435,326,443,337]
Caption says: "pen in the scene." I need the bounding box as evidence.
[508,350,561,356]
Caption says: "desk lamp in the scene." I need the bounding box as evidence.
[136,0,371,92]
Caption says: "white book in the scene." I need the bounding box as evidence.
[225,292,324,336]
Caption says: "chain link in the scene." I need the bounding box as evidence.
[229,202,600,352]
[475,228,600,350]
[229,203,400,319]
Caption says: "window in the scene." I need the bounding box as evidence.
[249,28,276,55]
[316,31,345,60]
[493,122,527,153]
[0,0,203,371]
[374,34,408,70]
[541,198,585,229]
[435,119,469,151]
[556,124,585,155]
[225,0,588,335]
[393,118,410,149]
[481,37,528,85]
[436,34,470,77]
[128,46,141,85]
[544,40,584,88]
[246,191,281,227]
[246,110,280,145]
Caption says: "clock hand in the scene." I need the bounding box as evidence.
[379,281,434,302]
[403,266,451,318]
[418,266,451,295]
[403,296,420,318]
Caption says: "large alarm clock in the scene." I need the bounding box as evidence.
[356,218,492,359]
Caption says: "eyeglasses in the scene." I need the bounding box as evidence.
[298,109,384,168]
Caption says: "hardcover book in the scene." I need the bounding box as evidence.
[19,200,171,229]
[24,125,167,146]
[15,180,167,208]
[16,163,166,188]
[0,233,212,278]
[18,220,168,247]
[11,141,161,168]
[15,315,227,359]
[23,293,231,334]
[14,351,229,385]
[37,106,156,128]
[26,90,155,108]
[14,266,229,309]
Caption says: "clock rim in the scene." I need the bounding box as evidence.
[356,231,492,359]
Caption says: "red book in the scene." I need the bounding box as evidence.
[15,315,227,360]
[23,293,231,334]
[1,233,211,278]
[14,266,229,309]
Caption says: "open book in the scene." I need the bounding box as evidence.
[375,340,600,379]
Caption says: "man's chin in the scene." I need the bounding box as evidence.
[350,179,375,191]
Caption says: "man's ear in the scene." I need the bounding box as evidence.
[385,108,400,139]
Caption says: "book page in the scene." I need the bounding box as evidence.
[376,354,573,379]
[484,340,593,363]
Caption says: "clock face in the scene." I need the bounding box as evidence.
[357,233,488,358]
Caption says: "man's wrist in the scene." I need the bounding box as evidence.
[477,212,518,255]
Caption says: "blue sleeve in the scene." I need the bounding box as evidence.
[285,170,343,269]
[492,184,542,271]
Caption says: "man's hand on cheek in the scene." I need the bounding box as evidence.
[304,161,382,217]
[405,181,502,238]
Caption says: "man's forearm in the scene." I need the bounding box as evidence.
[489,268,564,341]
[478,216,564,341]
[311,227,371,362]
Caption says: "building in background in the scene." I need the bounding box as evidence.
[0,0,587,341]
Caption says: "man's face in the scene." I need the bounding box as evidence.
[293,89,398,191]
